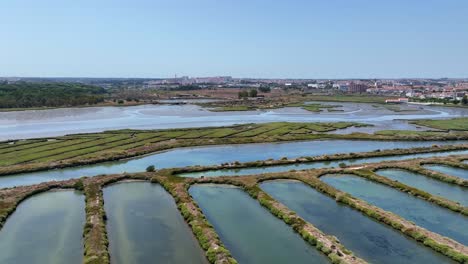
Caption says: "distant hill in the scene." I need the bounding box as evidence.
[0,82,107,108]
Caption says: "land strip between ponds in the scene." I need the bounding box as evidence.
[1,121,468,177]
[1,155,467,264]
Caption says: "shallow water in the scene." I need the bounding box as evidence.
[322,175,468,245]
[1,140,465,189]
[422,165,468,180]
[1,102,466,140]
[180,149,468,178]
[376,169,468,205]
[0,190,85,264]
[189,185,328,264]
[261,180,453,264]
[104,182,206,264]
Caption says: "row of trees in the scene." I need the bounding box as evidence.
[238,89,258,99]
[0,82,107,108]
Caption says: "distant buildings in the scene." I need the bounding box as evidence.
[385,98,409,104]
[348,83,368,93]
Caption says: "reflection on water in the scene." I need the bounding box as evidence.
[261,180,453,264]
[180,149,468,178]
[104,182,207,264]
[322,175,468,245]
[422,165,468,180]
[189,185,328,264]
[0,190,85,264]
[377,169,468,205]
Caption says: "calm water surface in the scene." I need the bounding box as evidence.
[322,175,468,245]
[0,190,85,264]
[261,180,453,264]
[422,165,468,180]
[377,169,468,205]
[1,140,465,189]
[104,182,207,264]
[189,185,328,264]
[180,149,468,178]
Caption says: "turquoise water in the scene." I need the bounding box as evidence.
[189,185,328,264]
[261,180,453,264]
[103,182,207,264]
[180,150,468,178]
[0,190,85,264]
[1,140,465,189]
[422,165,468,180]
[377,169,468,205]
[322,175,468,245]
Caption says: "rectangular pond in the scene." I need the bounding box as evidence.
[0,190,85,264]
[321,175,468,245]
[260,180,453,264]
[1,140,466,189]
[179,150,468,178]
[376,169,468,205]
[189,184,329,264]
[103,182,207,264]
[422,165,468,180]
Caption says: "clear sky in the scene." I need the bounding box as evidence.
[1,0,467,78]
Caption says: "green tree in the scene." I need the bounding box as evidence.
[259,86,271,93]
[238,90,248,99]
[249,89,258,97]
[462,95,468,105]
[146,165,156,172]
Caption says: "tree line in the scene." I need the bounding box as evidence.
[0,82,107,108]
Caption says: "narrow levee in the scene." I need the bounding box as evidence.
[260,180,454,264]
[180,149,468,178]
[103,181,207,264]
[376,169,468,205]
[321,175,468,245]
[422,165,468,180]
[1,140,465,188]
[189,184,329,264]
[0,190,85,264]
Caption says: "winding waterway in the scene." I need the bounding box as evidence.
[322,175,468,245]
[1,140,465,189]
[189,184,329,264]
[261,180,453,264]
[104,182,207,264]
[1,102,467,140]
[0,190,85,264]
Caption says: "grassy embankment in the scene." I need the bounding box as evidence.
[2,121,468,177]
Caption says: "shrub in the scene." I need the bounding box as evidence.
[146,165,156,172]
[74,179,84,191]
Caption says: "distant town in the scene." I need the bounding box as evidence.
[1,76,468,105]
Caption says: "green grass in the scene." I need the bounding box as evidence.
[0,122,364,168]
[411,118,468,131]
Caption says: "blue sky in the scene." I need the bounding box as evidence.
[1,0,467,78]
